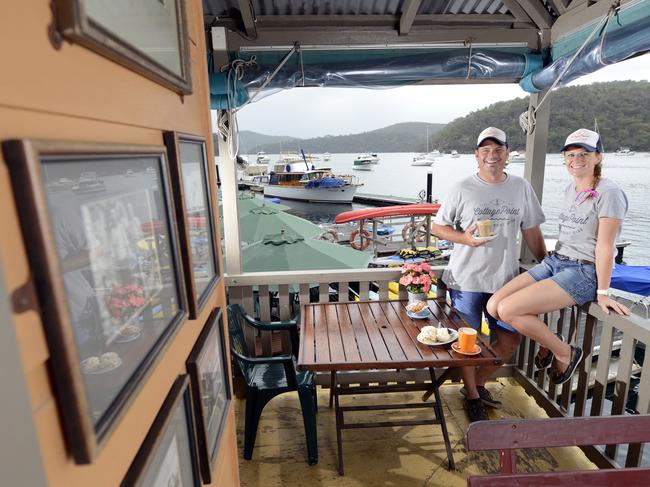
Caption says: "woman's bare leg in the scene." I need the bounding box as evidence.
[486,272,536,321]
[497,278,576,369]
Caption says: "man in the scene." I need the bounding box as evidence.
[431,127,547,422]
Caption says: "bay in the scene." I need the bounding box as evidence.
[259,152,650,266]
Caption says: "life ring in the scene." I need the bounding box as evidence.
[402,222,427,244]
[318,229,339,242]
[349,229,371,250]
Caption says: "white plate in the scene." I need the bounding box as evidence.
[417,328,458,346]
[407,309,431,320]
[473,233,497,242]
[81,356,123,374]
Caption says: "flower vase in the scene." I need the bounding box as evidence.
[408,291,426,304]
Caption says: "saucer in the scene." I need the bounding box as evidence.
[473,233,496,242]
[407,309,431,320]
[451,342,481,355]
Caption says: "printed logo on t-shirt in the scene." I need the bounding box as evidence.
[558,201,594,236]
[473,198,521,229]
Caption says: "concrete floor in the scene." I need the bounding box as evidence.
[235,378,596,486]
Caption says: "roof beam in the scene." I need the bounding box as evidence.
[515,0,553,29]
[547,0,568,16]
[399,0,422,35]
[225,26,542,51]
[237,0,257,39]
[218,13,525,30]
[500,0,535,23]
[552,0,636,42]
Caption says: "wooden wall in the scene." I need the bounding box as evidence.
[0,1,239,486]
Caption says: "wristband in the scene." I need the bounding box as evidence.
[596,289,610,296]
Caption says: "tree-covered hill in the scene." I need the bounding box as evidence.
[430,80,650,152]
[241,122,446,155]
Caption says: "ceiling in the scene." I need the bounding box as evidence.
[202,0,591,54]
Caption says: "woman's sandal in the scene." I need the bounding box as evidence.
[549,345,584,385]
[534,332,564,369]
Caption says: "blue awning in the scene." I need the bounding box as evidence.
[520,0,650,93]
[210,47,543,110]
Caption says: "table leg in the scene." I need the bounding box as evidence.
[332,371,344,475]
[429,368,455,470]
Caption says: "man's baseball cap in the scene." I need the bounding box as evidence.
[476,127,507,148]
[561,128,603,152]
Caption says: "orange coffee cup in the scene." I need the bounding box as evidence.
[458,327,478,353]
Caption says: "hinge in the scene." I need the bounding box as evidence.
[11,278,40,315]
[47,1,64,50]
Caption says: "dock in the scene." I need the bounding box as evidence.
[353,193,421,205]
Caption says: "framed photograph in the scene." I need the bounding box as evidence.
[1,139,188,463]
[122,375,200,487]
[164,132,220,319]
[55,0,192,94]
[186,308,231,483]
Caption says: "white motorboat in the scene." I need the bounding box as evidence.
[255,151,271,163]
[353,155,374,169]
[450,150,460,158]
[615,147,635,156]
[323,152,331,161]
[356,153,379,164]
[411,154,434,166]
[508,150,526,163]
[263,164,362,203]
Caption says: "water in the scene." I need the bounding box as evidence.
[259,152,650,266]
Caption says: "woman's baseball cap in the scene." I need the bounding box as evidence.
[561,128,603,152]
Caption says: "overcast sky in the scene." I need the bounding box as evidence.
[214,54,650,139]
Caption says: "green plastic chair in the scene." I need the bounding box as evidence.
[226,304,318,465]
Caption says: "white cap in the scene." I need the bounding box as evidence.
[476,127,507,147]
[561,128,603,152]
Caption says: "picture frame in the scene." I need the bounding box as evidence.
[54,0,192,95]
[1,139,188,463]
[164,132,220,319]
[122,375,200,487]
[186,308,231,483]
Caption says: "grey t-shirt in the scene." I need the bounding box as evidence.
[555,178,628,263]
[434,173,545,293]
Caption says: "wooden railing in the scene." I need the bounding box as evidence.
[225,266,650,468]
[513,303,650,468]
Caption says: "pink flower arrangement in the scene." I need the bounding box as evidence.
[399,262,435,294]
[108,284,146,320]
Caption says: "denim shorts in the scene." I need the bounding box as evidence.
[528,253,597,305]
[449,289,517,334]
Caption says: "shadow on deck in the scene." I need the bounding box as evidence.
[235,379,595,486]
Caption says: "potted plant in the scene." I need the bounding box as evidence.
[399,262,435,304]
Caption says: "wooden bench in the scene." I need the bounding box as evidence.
[465,415,650,486]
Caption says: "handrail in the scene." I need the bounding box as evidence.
[225,265,650,469]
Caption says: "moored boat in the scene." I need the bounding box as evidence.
[263,164,362,203]
[508,150,526,163]
[450,150,460,158]
[615,147,635,156]
[255,151,271,163]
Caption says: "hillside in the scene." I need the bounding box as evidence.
[430,80,650,152]
[240,122,446,154]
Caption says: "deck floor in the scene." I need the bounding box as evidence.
[235,378,596,486]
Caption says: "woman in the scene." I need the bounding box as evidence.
[486,128,630,385]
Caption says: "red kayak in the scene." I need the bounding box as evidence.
[335,203,440,224]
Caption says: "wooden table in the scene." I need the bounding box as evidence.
[297,298,502,475]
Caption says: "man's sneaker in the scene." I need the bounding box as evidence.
[464,398,489,422]
[460,386,502,409]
